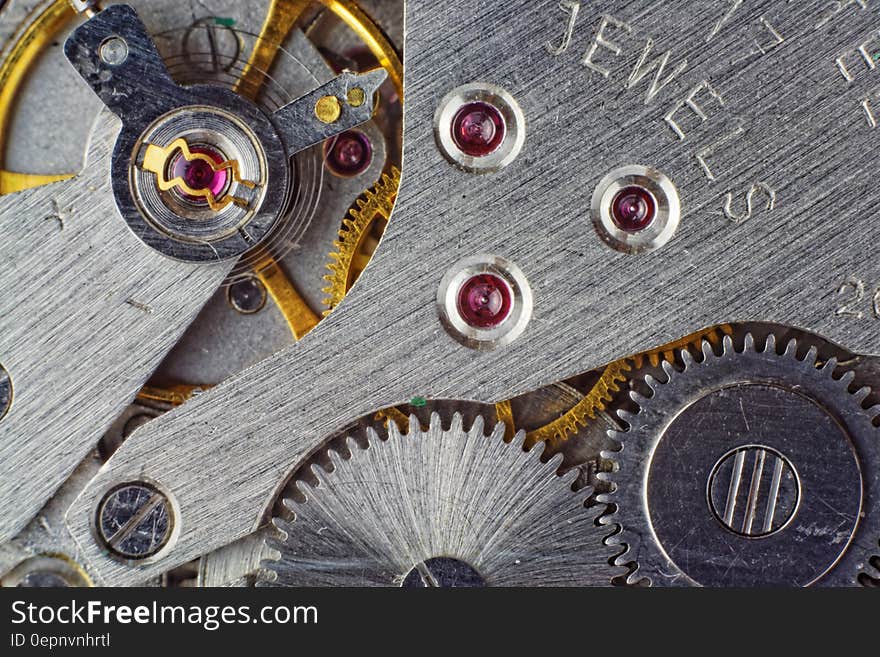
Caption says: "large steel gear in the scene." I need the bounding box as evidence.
[260,413,621,586]
[603,334,880,587]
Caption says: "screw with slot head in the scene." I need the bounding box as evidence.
[96,482,173,560]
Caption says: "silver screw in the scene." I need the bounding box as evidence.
[708,445,800,538]
[99,36,128,66]
[97,482,173,560]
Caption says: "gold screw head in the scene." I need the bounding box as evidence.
[315,95,342,123]
[347,87,366,107]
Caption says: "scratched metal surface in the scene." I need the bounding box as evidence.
[0,115,231,544]
[54,0,880,583]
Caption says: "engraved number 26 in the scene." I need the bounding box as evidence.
[836,278,880,320]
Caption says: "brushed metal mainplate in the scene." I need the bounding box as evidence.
[57,0,880,583]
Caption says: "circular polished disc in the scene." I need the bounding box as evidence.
[647,383,862,587]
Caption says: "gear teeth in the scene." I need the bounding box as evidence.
[616,406,640,426]
[486,418,505,444]
[310,461,332,486]
[445,412,463,435]
[269,517,292,543]
[344,435,361,455]
[522,360,633,449]
[262,540,284,566]
[681,347,696,367]
[640,375,660,395]
[364,425,381,448]
[595,491,613,506]
[865,554,880,584]
[604,329,880,587]
[469,412,485,438]
[561,472,584,496]
[725,333,738,353]
[526,439,549,465]
[524,431,547,460]
[604,527,626,548]
[261,412,621,586]
[385,417,404,442]
[852,386,872,405]
[822,356,839,374]
[839,368,857,386]
[548,452,578,474]
[700,340,714,360]
[326,447,347,472]
[322,167,401,311]
[523,329,730,451]
[258,518,294,583]
[257,564,279,584]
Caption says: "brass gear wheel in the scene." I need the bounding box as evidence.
[374,326,734,449]
[510,325,734,450]
[322,166,401,312]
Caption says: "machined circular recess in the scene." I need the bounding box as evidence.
[0,362,11,422]
[98,36,128,66]
[707,444,801,538]
[1,555,93,587]
[434,83,525,173]
[437,254,532,350]
[606,335,880,587]
[591,165,680,254]
[226,275,267,314]
[109,81,292,263]
[401,557,486,588]
[129,105,271,259]
[650,384,859,585]
[94,481,177,562]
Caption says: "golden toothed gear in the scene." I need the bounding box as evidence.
[375,325,733,448]
[517,325,734,450]
[512,360,632,450]
[322,167,401,312]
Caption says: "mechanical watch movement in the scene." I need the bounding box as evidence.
[0,0,878,588]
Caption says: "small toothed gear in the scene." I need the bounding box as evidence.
[601,334,880,587]
[520,325,732,450]
[260,413,621,587]
[322,166,400,312]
